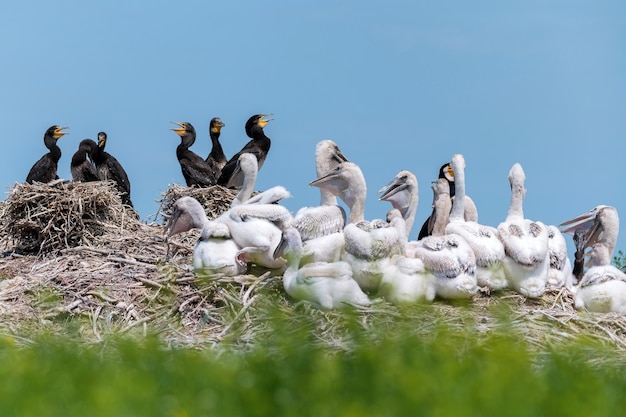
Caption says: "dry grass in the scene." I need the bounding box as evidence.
[0,181,626,358]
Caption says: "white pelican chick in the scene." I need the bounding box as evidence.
[497,163,549,298]
[444,154,507,291]
[274,226,370,309]
[222,202,292,270]
[560,205,626,313]
[166,196,244,276]
[378,255,436,305]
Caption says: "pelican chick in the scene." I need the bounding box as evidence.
[378,170,419,238]
[409,177,478,299]
[294,139,348,241]
[377,254,436,305]
[497,163,549,298]
[274,226,370,309]
[222,202,292,270]
[166,196,244,276]
[560,205,626,313]
[444,154,507,291]
[293,140,349,265]
[229,153,291,207]
[417,161,479,240]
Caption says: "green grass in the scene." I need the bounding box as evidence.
[1,307,626,417]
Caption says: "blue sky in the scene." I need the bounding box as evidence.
[2,1,625,256]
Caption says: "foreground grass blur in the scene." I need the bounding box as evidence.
[1,304,625,417]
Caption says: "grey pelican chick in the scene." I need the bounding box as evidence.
[166,196,244,276]
[409,177,478,300]
[417,162,478,240]
[497,163,549,298]
[341,209,407,292]
[294,139,348,240]
[444,154,507,291]
[560,205,626,313]
[309,161,367,223]
[274,226,370,310]
[294,140,349,265]
[378,170,419,238]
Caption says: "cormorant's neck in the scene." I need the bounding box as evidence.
[448,181,456,197]
[71,149,88,167]
[209,131,225,158]
[44,136,61,162]
[249,127,270,144]
[49,143,62,162]
[91,145,106,165]
[178,133,196,151]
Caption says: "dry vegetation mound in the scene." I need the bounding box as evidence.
[0,181,625,358]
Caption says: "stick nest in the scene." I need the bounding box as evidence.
[0,180,140,254]
[153,184,240,224]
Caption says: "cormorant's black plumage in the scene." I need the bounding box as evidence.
[171,122,216,187]
[417,162,455,240]
[217,114,272,188]
[205,117,227,181]
[92,132,134,207]
[26,125,68,184]
[71,139,100,183]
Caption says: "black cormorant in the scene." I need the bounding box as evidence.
[205,117,227,180]
[417,162,454,240]
[71,139,100,183]
[217,114,272,188]
[26,125,68,184]
[92,131,134,207]
[170,122,216,187]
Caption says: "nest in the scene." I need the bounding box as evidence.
[0,180,140,254]
[154,184,240,224]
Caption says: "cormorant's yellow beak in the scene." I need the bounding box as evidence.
[170,122,186,136]
[258,114,273,128]
[54,127,69,139]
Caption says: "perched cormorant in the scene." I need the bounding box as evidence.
[92,132,134,207]
[170,122,216,187]
[217,114,272,188]
[26,125,68,184]
[70,139,100,183]
[205,117,227,181]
